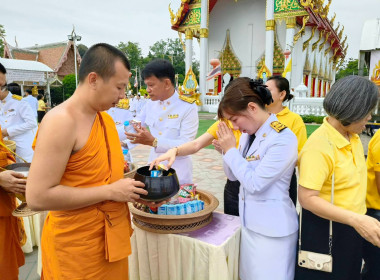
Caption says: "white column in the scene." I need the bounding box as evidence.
[199,0,209,109]
[285,17,296,82]
[185,29,193,73]
[21,84,25,97]
[265,0,275,74]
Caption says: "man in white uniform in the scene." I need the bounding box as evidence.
[23,90,38,119]
[107,98,134,141]
[0,76,37,163]
[126,59,198,184]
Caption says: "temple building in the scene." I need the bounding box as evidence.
[169,0,346,113]
[3,40,81,81]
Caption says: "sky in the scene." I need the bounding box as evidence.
[1,0,379,61]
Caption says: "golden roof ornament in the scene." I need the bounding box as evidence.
[334,22,340,34]
[319,31,331,52]
[338,26,344,40]
[330,13,336,26]
[370,60,380,86]
[312,30,324,51]
[322,0,332,18]
[303,26,317,51]
[294,16,309,45]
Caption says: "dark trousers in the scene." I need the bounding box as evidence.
[295,209,363,280]
[289,169,297,206]
[38,111,45,123]
[223,179,240,216]
[362,208,380,280]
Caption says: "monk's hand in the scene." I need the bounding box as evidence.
[216,122,235,153]
[0,170,27,194]
[149,149,177,170]
[109,178,148,203]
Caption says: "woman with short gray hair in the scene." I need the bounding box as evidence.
[295,76,380,280]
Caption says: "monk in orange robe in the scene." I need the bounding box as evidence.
[0,64,27,280]
[26,44,152,280]
[0,126,26,280]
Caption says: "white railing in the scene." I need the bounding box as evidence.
[202,95,221,113]
[289,97,326,116]
[202,94,326,116]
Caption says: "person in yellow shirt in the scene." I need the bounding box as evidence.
[295,76,380,280]
[266,76,307,206]
[37,94,49,123]
[363,129,380,280]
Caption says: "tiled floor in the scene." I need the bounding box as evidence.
[18,130,372,279]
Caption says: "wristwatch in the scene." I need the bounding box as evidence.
[152,138,158,148]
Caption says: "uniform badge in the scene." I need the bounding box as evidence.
[168,114,179,119]
[270,121,287,133]
[246,154,260,161]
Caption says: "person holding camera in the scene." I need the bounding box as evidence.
[295,76,380,280]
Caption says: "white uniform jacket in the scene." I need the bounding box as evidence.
[0,93,37,162]
[136,91,198,184]
[23,95,38,118]
[223,114,298,237]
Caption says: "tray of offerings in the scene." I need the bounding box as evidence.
[129,189,219,234]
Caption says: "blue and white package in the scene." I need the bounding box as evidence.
[190,200,199,213]
[166,205,177,215]
[150,170,162,177]
[158,205,167,215]
[185,202,193,214]
[198,200,204,211]
[176,204,186,215]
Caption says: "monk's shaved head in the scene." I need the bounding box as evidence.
[78,43,130,83]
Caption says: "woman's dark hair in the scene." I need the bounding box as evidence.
[217,77,273,119]
[267,75,293,102]
[37,94,44,101]
[323,75,379,126]
[142,59,175,85]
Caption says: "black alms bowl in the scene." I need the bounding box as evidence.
[134,166,180,201]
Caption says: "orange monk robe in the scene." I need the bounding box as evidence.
[0,126,25,280]
[37,112,133,280]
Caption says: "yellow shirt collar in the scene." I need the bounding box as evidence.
[276,106,289,116]
[323,117,359,149]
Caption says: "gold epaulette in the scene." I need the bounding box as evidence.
[270,121,287,133]
[179,95,196,104]
[12,94,22,101]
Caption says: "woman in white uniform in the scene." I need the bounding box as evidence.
[215,78,298,280]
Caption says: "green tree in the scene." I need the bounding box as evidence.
[50,86,64,106]
[117,41,143,70]
[0,24,6,58]
[148,38,199,85]
[77,44,88,58]
[62,74,76,99]
[335,58,368,80]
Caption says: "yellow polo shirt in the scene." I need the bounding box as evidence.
[207,120,242,148]
[366,129,380,210]
[277,106,307,153]
[298,118,367,214]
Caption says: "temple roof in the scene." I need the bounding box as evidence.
[0,57,53,72]
[3,40,81,73]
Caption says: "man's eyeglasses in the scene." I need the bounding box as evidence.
[0,84,7,93]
